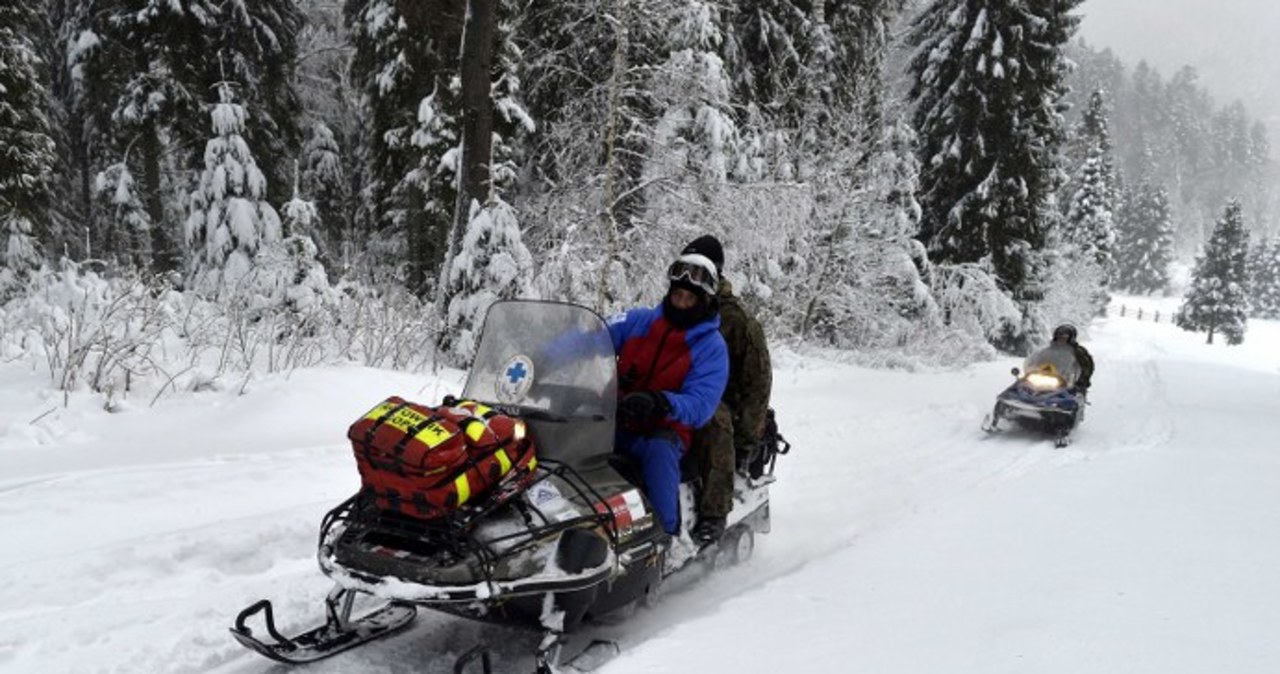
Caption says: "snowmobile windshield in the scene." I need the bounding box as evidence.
[1023,344,1081,387]
[463,301,617,467]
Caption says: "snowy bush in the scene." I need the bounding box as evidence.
[6,263,173,399]
[1039,249,1107,340]
[930,262,1023,349]
[0,259,443,403]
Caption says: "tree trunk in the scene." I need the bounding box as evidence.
[142,129,174,274]
[74,114,94,261]
[456,0,495,210]
[1206,326,1214,344]
[597,0,629,311]
[435,0,495,323]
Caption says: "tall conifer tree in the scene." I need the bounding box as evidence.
[1065,142,1116,313]
[1175,200,1250,344]
[907,0,1083,350]
[0,1,57,296]
[1114,181,1174,294]
[1247,239,1280,319]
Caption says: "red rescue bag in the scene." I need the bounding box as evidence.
[347,396,538,520]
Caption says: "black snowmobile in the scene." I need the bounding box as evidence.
[982,343,1086,448]
[230,300,781,672]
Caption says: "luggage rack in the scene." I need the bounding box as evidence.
[319,458,621,586]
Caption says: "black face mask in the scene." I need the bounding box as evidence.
[662,284,718,329]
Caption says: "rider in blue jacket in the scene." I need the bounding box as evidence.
[608,241,729,534]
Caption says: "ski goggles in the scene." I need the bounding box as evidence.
[667,254,719,296]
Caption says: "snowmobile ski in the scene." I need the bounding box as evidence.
[229,587,416,665]
[563,639,622,671]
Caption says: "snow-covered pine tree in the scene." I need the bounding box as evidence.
[72,0,303,274]
[273,181,331,312]
[1070,90,1122,218]
[184,83,283,298]
[1119,61,1170,190]
[444,198,532,362]
[0,1,57,298]
[1165,66,1211,203]
[907,0,1083,352]
[1064,141,1116,313]
[92,163,152,270]
[639,0,740,264]
[1114,181,1175,294]
[77,0,214,273]
[719,0,808,180]
[293,0,360,270]
[722,0,806,122]
[488,6,534,194]
[1247,120,1270,168]
[809,115,937,348]
[301,122,345,265]
[31,0,78,258]
[1175,199,1250,345]
[206,0,305,209]
[652,1,737,185]
[345,0,458,293]
[1247,239,1280,319]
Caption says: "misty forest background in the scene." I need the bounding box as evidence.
[2,0,1279,405]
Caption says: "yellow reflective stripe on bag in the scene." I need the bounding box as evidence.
[454,473,471,505]
[465,421,487,443]
[366,403,457,449]
[495,448,512,474]
[362,400,399,421]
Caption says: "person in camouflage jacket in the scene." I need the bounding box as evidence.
[684,236,773,544]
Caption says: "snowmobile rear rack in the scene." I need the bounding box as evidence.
[318,457,623,596]
[229,586,416,664]
[453,644,494,673]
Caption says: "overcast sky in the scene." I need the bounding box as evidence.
[1077,0,1280,130]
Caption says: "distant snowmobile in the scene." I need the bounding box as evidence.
[982,343,1085,448]
[229,300,784,673]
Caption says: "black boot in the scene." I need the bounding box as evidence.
[692,516,726,545]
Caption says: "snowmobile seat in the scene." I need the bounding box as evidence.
[607,428,698,488]
[607,453,643,486]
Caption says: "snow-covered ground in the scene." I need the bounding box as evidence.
[2,297,1278,674]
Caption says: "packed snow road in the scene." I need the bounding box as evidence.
[1,302,1277,673]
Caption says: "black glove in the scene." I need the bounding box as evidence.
[618,391,670,427]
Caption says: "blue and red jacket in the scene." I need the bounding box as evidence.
[608,305,729,448]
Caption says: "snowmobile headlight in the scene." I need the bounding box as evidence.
[1024,373,1062,391]
[513,420,526,442]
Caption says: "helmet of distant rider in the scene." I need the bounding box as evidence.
[1052,324,1078,344]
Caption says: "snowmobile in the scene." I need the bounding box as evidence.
[982,343,1085,448]
[229,300,781,673]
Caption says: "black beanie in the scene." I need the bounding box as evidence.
[681,235,724,275]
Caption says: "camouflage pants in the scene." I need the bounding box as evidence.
[691,403,735,519]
